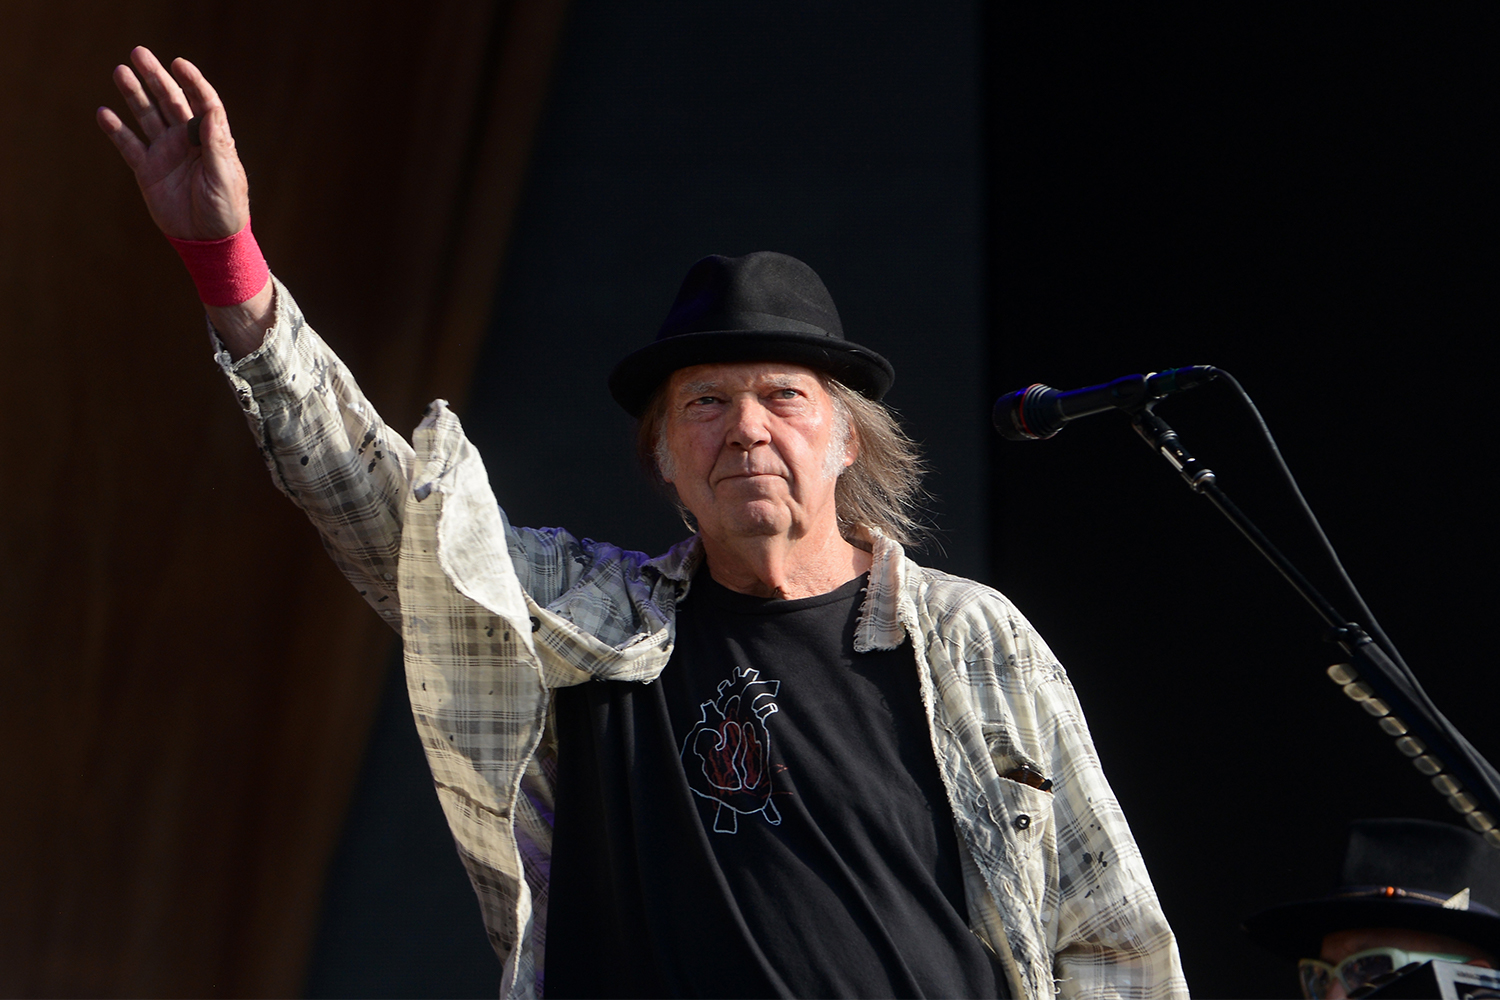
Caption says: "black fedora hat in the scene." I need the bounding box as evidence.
[1243,818,1500,961]
[608,252,895,418]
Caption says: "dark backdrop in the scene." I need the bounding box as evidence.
[1,2,565,995]
[308,5,1497,999]
[991,7,1498,997]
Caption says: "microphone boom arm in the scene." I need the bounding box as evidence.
[1129,402,1500,844]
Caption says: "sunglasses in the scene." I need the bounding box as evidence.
[1298,947,1469,998]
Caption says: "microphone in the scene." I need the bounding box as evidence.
[993,366,1218,441]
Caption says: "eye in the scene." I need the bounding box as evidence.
[681,394,723,413]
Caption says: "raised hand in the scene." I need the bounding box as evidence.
[99,47,272,356]
[97,47,249,241]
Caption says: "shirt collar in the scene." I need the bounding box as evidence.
[855,527,913,651]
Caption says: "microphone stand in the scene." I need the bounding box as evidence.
[1130,403,1500,844]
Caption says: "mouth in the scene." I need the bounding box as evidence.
[714,471,784,486]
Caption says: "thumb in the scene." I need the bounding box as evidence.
[198,105,239,166]
[196,106,250,235]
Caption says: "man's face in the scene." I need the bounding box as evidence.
[1315,926,1494,998]
[659,361,854,545]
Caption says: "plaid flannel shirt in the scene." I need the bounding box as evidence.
[215,278,1188,999]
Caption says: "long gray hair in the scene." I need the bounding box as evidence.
[635,376,930,547]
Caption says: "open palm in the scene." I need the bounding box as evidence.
[97,46,248,241]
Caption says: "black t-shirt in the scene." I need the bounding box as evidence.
[544,568,1007,998]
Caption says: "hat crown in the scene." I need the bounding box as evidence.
[1340,818,1500,907]
[1242,818,1500,961]
[608,251,893,418]
[657,252,844,341]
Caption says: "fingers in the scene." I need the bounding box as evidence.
[112,61,167,141]
[110,48,224,148]
[129,46,193,128]
[169,57,225,120]
[95,105,149,173]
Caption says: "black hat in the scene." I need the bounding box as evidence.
[1243,818,1500,961]
[608,252,895,418]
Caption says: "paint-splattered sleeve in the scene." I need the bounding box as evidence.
[212,277,414,629]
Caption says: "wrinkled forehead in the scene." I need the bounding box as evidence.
[666,360,828,397]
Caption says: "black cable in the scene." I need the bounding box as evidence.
[1208,367,1413,676]
[1201,367,1500,820]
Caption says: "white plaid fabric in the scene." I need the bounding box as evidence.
[215,278,1189,999]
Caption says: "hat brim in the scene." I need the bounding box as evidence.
[1243,896,1500,961]
[608,328,895,418]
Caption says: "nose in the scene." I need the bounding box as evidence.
[724,396,771,450]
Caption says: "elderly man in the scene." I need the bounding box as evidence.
[99,46,1187,1000]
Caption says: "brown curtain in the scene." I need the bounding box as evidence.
[0,1,569,995]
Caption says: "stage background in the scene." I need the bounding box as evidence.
[990,8,1497,997]
[2,4,1493,997]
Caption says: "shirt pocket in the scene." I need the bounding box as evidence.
[994,775,1055,914]
[981,723,1054,908]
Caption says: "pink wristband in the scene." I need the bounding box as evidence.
[165,220,271,307]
